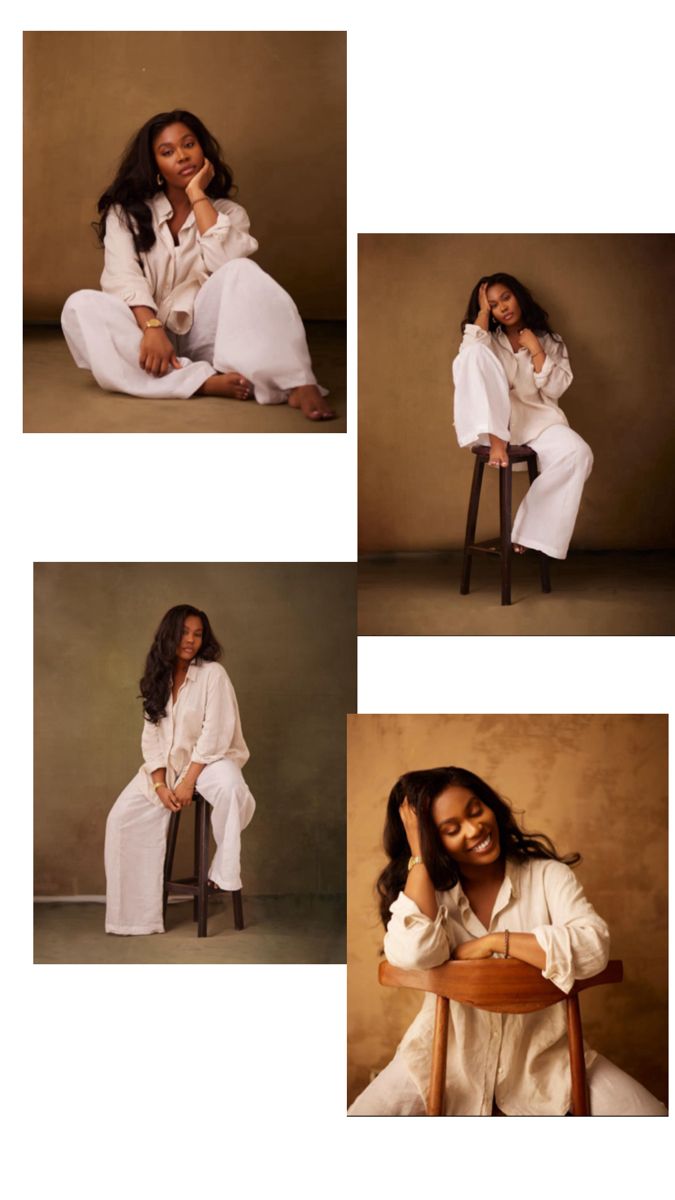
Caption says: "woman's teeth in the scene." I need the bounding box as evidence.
[470,833,492,852]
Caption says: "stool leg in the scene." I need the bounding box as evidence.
[197,797,210,938]
[232,889,244,931]
[499,462,512,606]
[192,801,200,922]
[526,455,552,594]
[460,457,485,595]
[163,810,181,922]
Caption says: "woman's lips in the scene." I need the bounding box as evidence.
[468,831,493,853]
[179,165,197,176]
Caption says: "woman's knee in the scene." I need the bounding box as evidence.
[211,257,261,284]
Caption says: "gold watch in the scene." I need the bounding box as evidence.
[144,318,163,330]
[407,855,423,871]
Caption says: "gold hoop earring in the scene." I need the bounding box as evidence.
[156,173,163,186]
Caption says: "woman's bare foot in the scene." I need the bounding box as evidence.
[196,373,254,400]
[288,384,336,421]
[488,435,510,468]
[513,544,527,554]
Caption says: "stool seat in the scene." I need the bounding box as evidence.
[460,443,552,605]
[163,791,244,938]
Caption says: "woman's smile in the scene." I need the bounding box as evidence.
[467,830,494,854]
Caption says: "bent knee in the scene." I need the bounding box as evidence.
[212,256,261,281]
[61,289,105,324]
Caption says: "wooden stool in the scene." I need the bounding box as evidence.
[379,957,623,1115]
[460,444,552,606]
[162,791,244,938]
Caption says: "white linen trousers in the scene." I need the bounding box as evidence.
[61,258,326,406]
[348,1049,667,1116]
[104,758,256,936]
[453,340,593,559]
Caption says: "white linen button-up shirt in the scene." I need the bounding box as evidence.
[459,323,573,444]
[101,192,258,334]
[139,660,249,805]
[383,858,610,1115]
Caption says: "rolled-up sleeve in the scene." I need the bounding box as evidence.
[141,716,167,775]
[383,892,453,970]
[532,862,610,994]
[190,665,237,765]
[533,338,573,404]
[100,205,157,310]
[197,202,259,274]
[459,323,492,349]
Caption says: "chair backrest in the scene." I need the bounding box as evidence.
[379,958,623,1115]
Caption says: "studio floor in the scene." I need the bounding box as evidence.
[23,321,346,433]
[358,550,675,636]
[34,894,345,964]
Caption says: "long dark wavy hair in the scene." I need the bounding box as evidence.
[376,766,580,929]
[139,604,222,725]
[461,273,561,339]
[94,109,236,255]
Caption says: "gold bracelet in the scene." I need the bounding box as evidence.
[152,780,167,791]
[504,929,510,958]
[407,855,423,872]
[191,197,212,207]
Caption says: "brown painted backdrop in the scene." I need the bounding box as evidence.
[359,234,675,552]
[34,563,355,897]
[24,31,345,320]
[347,714,668,1108]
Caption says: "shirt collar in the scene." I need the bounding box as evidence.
[149,191,195,229]
[449,857,520,911]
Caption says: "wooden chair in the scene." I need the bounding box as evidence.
[162,791,244,938]
[379,957,623,1115]
[460,444,552,606]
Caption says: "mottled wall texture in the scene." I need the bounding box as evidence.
[347,714,668,1108]
[35,563,356,897]
[24,31,345,320]
[359,234,675,552]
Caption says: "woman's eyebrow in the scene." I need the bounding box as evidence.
[157,135,194,149]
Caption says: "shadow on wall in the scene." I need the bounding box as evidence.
[358,233,675,553]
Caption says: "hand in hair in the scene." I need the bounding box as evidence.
[478,280,490,315]
[399,797,422,858]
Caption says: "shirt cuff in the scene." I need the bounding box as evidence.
[143,757,167,775]
[462,323,491,344]
[532,925,575,994]
[196,211,232,241]
[533,354,553,385]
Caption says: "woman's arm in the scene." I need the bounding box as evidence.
[173,760,206,807]
[400,798,438,920]
[452,931,546,969]
[520,333,573,403]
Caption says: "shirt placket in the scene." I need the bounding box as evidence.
[458,896,501,1115]
[485,878,514,1109]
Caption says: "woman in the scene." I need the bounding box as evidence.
[349,766,666,1116]
[452,274,592,558]
[61,109,335,421]
[105,604,256,935]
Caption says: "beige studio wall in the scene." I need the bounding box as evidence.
[34,563,355,898]
[359,234,675,553]
[24,30,345,321]
[347,714,668,1108]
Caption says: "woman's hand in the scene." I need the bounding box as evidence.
[186,158,215,203]
[174,779,195,808]
[139,327,182,376]
[478,280,490,315]
[452,935,497,960]
[156,784,181,813]
[399,797,422,858]
[517,328,542,357]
